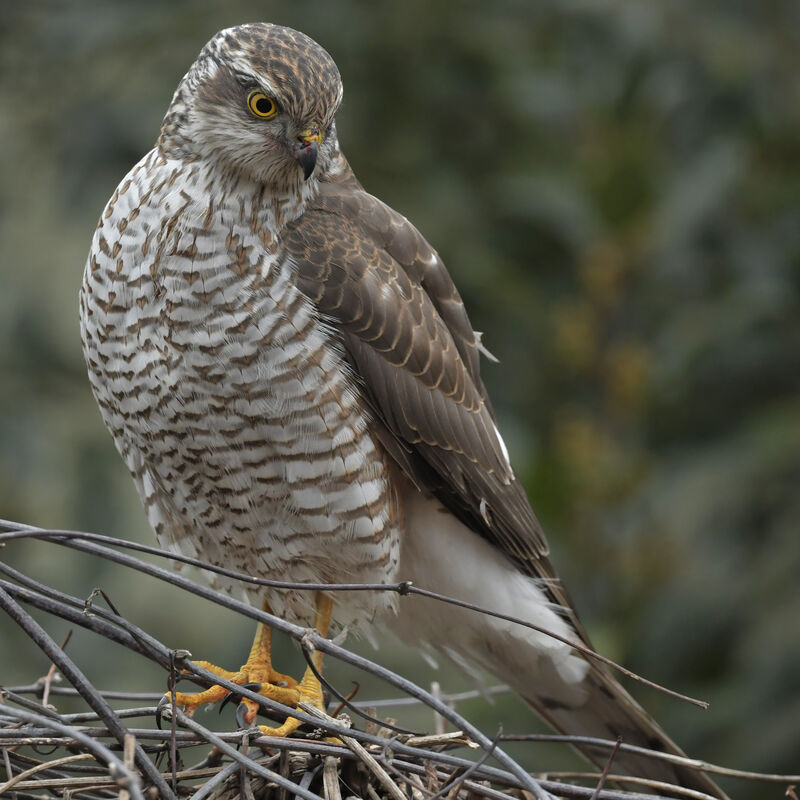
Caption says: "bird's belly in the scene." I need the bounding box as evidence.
[144,341,402,627]
[85,244,401,628]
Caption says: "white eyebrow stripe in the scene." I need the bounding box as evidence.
[232,66,279,98]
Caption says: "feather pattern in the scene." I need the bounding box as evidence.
[79,22,727,799]
[285,163,728,800]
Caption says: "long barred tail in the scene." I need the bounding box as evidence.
[515,661,729,798]
[391,495,729,798]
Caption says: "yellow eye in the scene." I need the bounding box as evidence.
[247,91,278,119]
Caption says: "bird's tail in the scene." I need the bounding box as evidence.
[390,494,728,797]
[489,645,729,798]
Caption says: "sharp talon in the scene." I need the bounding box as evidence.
[236,700,255,729]
[220,682,261,715]
[155,694,172,730]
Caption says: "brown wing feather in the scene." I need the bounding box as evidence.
[283,174,551,579]
[283,173,728,800]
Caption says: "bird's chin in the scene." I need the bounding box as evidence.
[226,153,300,194]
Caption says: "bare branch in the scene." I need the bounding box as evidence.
[1,517,792,800]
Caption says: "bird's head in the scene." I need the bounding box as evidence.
[159,23,343,191]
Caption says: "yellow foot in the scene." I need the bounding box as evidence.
[162,593,334,740]
[258,662,326,737]
[161,616,301,725]
[168,658,300,713]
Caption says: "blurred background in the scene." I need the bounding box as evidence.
[1,1,799,796]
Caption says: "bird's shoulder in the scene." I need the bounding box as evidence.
[287,169,487,401]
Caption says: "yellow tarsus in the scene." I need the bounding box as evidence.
[166,594,334,738]
[258,593,333,738]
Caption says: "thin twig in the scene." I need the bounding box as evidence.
[299,637,420,735]
[0,706,144,800]
[589,738,621,800]
[1,530,558,800]
[323,756,343,800]
[300,705,406,800]
[3,519,791,800]
[40,629,72,710]
[425,727,501,800]
[163,705,326,800]
[187,760,241,800]
[0,522,707,709]
[539,772,719,800]
[0,586,173,800]
[0,753,93,794]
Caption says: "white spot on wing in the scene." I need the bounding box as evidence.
[474,330,499,363]
[479,497,492,526]
[492,421,512,470]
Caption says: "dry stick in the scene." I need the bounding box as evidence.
[503,734,800,784]
[299,762,324,800]
[329,682,362,724]
[3,532,557,800]
[425,728,502,800]
[0,570,168,668]
[167,651,182,795]
[0,717,765,799]
[0,687,62,719]
[323,756,343,800]
[6,683,512,708]
[0,523,705,709]
[41,629,72,709]
[404,733,477,750]
[2,766,223,793]
[60,707,170,723]
[276,748,290,800]
[0,753,93,794]
[239,731,256,800]
[0,706,144,800]
[120,734,136,800]
[0,722,677,800]
[541,772,715,800]
[1,746,14,793]
[187,760,241,800]
[0,586,173,800]
[6,529,785,791]
[301,704,406,800]
[164,707,326,800]
[0,721,494,790]
[298,642,419,735]
[588,739,622,800]
[0,722,599,800]
[380,756,432,800]
[7,686,163,701]
[430,682,445,737]
[393,758,654,800]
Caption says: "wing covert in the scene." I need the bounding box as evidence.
[283,177,550,573]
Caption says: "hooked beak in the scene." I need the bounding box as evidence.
[291,128,321,180]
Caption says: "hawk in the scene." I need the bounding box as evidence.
[80,23,724,797]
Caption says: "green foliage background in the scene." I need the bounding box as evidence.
[1,2,798,796]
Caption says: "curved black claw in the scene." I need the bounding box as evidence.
[219,682,262,715]
[235,699,253,730]
[155,693,174,730]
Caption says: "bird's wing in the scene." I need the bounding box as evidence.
[283,176,565,589]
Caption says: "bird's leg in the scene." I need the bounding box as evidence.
[257,592,333,738]
[166,601,300,715]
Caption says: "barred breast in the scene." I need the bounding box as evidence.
[79,150,401,629]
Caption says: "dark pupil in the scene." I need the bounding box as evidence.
[255,97,272,115]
